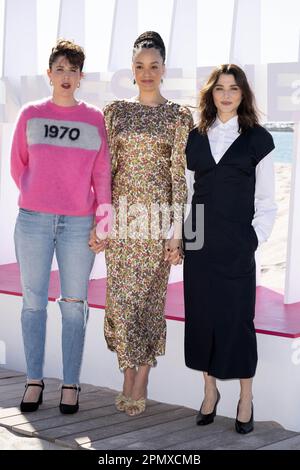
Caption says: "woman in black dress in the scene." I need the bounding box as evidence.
[184,64,277,433]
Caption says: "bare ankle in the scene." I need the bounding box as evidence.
[239,393,253,402]
[204,384,217,394]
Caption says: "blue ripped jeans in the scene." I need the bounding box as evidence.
[14,209,95,384]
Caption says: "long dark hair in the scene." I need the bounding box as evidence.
[198,64,259,134]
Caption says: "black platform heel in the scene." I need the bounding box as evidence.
[196,389,220,425]
[20,380,44,412]
[59,385,81,414]
[235,401,254,434]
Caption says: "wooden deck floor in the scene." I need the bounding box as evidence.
[0,368,299,450]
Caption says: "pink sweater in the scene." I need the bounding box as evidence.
[11,98,111,222]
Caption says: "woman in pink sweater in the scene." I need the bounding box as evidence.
[11,39,111,414]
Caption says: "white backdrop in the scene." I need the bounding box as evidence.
[0,0,299,300]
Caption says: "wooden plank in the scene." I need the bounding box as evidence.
[0,369,25,379]
[86,415,298,451]
[258,435,300,450]
[0,381,104,403]
[0,407,22,421]
[84,415,197,450]
[36,403,178,446]
[55,406,194,449]
[13,404,122,435]
[0,394,158,428]
[0,394,117,427]
[5,396,159,430]
[15,402,177,440]
[0,386,115,414]
[0,382,37,394]
[163,419,298,450]
[0,425,73,450]
[0,382,63,402]
[117,417,239,450]
[87,415,233,450]
[0,376,27,386]
[0,391,60,409]
[2,368,298,451]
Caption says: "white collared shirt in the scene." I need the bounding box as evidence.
[186,115,277,244]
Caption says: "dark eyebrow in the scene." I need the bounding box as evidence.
[135,61,160,65]
[55,65,79,69]
[214,84,239,87]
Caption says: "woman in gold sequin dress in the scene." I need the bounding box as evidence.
[92,32,193,416]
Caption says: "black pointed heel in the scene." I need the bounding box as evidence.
[235,401,254,434]
[196,389,220,425]
[59,385,81,414]
[20,380,44,412]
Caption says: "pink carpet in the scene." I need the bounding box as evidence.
[1,263,300,338]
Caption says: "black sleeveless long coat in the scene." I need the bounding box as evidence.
[183,125,275,379]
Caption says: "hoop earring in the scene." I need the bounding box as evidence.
[133,78,136,85]
[77,82,80,88]
[49,80,53,86]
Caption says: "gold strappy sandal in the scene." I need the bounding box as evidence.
[125,397,146,416]
[115,392,130,412]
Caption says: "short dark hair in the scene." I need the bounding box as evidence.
[198,64,259,134]
[49,39,85,71]
[133,31,166,64]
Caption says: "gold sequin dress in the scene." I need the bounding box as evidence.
[103,100,193,370]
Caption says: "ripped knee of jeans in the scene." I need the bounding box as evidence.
[58,298,89,327]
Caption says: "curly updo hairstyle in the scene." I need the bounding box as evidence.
[132,31,166,64]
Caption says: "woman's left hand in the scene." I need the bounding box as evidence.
[164,238,184,265]
[88,228,109,253]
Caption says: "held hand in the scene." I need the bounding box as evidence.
[88,228,109,254]
[164,238,184,265]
